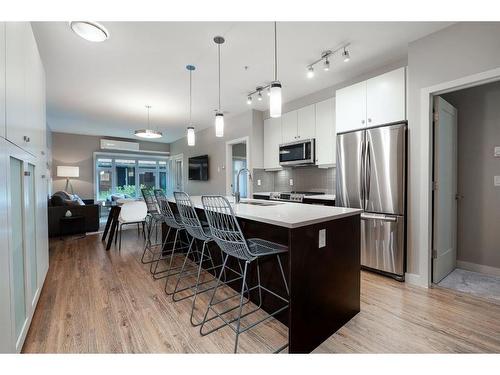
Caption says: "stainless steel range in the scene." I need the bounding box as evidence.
[269,191,324,203]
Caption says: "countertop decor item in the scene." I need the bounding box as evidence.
[65,210,72,217]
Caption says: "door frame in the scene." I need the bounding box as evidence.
[419,67,500,287]
[225,136,251,197]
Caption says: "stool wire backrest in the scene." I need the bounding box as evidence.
[154,189,182,228]
[174,192,208,240]
[201,195,253,261]
[141,188,160,215]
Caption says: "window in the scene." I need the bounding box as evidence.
[94,154,169,201]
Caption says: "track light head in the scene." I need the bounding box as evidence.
[247,96,252,105]
[307,66,314,79]
[257,91,263,101]
[323,58,330,71]
[342,48,350,62]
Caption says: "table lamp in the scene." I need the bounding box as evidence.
[57,166,79,194]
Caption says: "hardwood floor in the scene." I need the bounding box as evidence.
[22,231,500,353]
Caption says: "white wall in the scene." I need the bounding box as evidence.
[407,22,500,285]
[170,110,262,196]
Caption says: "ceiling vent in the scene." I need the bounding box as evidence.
[100,139,140,152]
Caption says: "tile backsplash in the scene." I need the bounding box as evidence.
[252,166,335,194]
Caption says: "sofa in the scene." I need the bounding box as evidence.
[48,191,100,237]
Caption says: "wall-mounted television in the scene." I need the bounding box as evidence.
[188,155,209,181]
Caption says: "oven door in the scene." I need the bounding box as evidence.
[279,139,315,166]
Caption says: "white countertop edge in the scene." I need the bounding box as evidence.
[167,196,360,229]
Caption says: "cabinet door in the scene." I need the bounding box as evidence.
[263,117,282,169]
[281,110,298,143]
[366,67,406,126]
[297,104,315,140]
[335,81,367,133]
[5,22,28,150]
[315,98,336,166]
[0,23,5,139]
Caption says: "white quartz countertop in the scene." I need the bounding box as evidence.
[168,196,360,229]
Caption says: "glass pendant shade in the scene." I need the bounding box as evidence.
[215,113,224,137]
[134,129,162,139]
[269,81,282,118]
[187,127,195,146]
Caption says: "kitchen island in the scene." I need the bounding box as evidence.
[167,196,362,353]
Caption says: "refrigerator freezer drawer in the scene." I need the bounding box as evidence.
[361,213,404,276]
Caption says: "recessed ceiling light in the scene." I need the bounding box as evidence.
[69,21,109,42]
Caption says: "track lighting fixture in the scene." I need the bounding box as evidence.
[307,66,314,78]
[257,90,263,101]
[247,96,252,105]
[305,43,351,78]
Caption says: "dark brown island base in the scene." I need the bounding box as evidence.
[165,197,361,354]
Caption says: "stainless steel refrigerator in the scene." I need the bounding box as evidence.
[336,122,407,280]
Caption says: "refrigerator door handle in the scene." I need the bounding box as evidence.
[360,138,365,205]
[365,139,371,206]
[361,213,397,222]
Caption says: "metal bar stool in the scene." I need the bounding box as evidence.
[200,195,289,353]
[151,189,191,286]
[140,188,172,267]
[173,192,244,326]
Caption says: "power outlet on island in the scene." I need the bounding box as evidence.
[257,179,261,186]
[494,176,500,187]
[318,229,326,248]
[289,178,294,186]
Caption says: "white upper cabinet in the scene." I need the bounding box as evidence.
[263,116,282,170]
[0,23,5,139]
[5,22,45,156]
[297,104,315,140]
[335,81,367,133]
[336,67,406,133]
[281,110,298,144]
[315,98,336,166]
[366,67,406,126]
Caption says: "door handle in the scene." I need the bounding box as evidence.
[361,213,397,222]
[360,139,365,204]
[365,140,371,206]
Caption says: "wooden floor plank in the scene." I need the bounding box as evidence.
[22,231,500,353]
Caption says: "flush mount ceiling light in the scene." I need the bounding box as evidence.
[244,22,282,118]
[69,21,109,42]
[186,65,196,146]
[214,36,225,138]
[305,43,351,78]
[135,105,162,139]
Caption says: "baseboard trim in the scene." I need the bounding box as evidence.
[457,260,500,277]
[405,272,428,288]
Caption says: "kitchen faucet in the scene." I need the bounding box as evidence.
[234,167,252,204]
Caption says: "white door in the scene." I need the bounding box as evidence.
[366,67,406,127]
[263,117,282,169]
[335,81,367,133]
[297,104,315,140]
[315,98,336,166]
[432,96,458,283]
[281,110,298,143]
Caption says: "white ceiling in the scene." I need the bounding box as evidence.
[33,21,451,143]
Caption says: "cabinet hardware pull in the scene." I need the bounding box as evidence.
[23,136,30,142]
[368,118,372,123]
[361,120,365,124]
[24,171,31,176]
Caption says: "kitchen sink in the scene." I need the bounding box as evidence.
[238,201,283,206]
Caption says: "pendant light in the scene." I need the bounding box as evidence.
[214,36,225,137]
[270,22,282,118]
[186,65,196,146]
[135,105,162,139]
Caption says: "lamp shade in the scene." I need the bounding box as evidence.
[57,166,80,178]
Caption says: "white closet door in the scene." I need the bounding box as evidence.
[315,98,336,166]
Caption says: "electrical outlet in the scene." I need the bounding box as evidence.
[257,179,261,186]
[289,178,294,186]
[494,176,500,187]
[318,229,326,248]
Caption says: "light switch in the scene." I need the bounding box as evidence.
[494,146,500,158]
[494,176,500,187]
[257,179,261,186]
[318,229,326,248]
[289,179,294,186]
